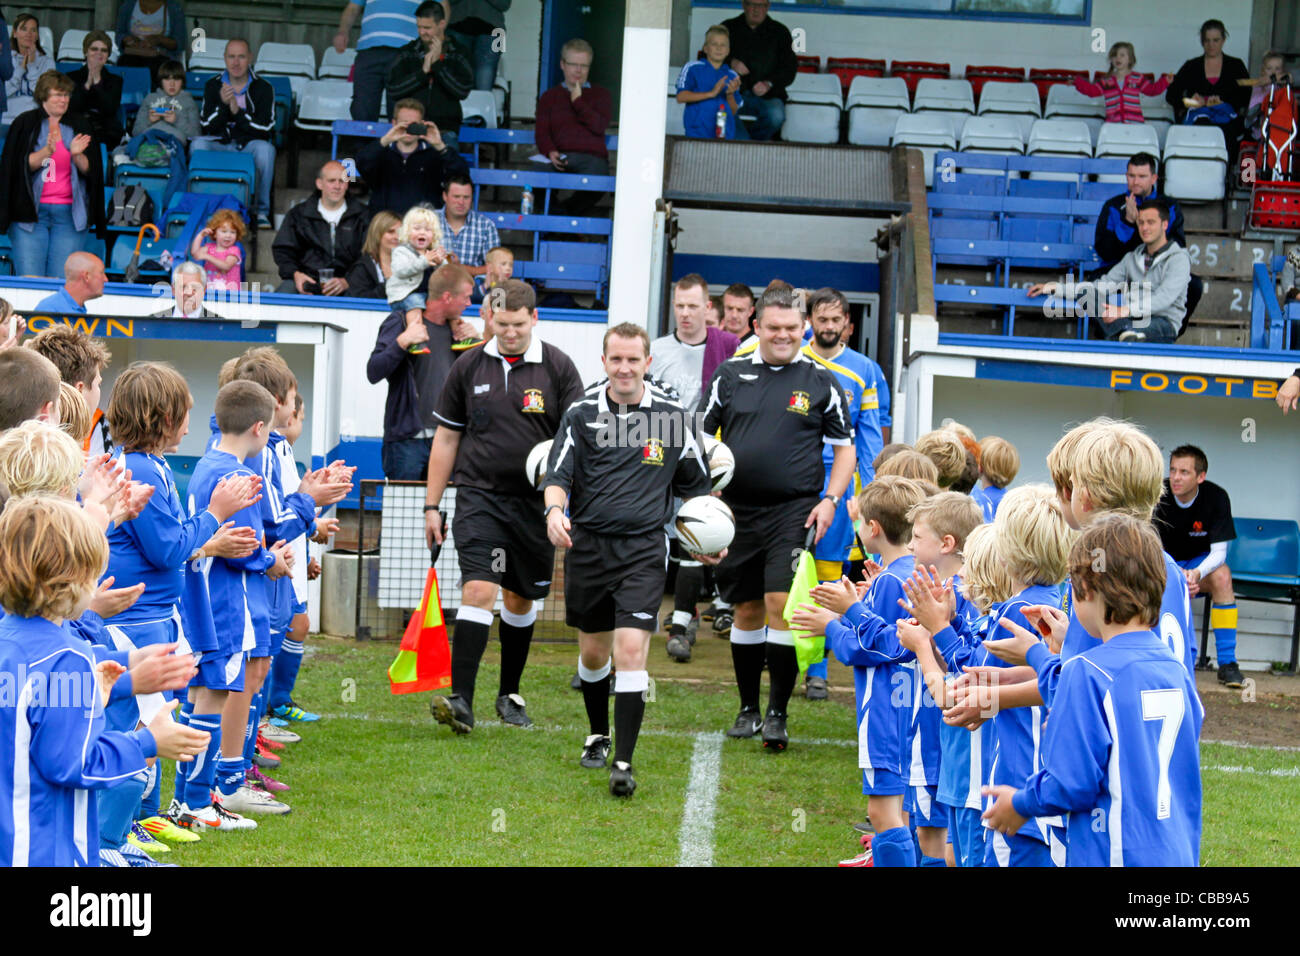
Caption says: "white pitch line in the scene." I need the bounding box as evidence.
[677,732,724,868]
[1203,739,1300,753]
[1203,764,1300,778]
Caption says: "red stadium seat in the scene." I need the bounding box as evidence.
[1028,68,1090,105]
[965,65,1025,97]
[891,60,951,95]
[1249,181,1300,231]
[797,54,821,74]
[827,57,885,97]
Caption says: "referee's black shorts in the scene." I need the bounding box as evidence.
[714,495,818,605]
[565,527,668,633]
[452,486,554,600]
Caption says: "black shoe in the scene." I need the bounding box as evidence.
[713,610,733,636]
[581,734,611,769]
[251,751,280,770]
[762,710,789,752]
[431,693,474,734]
[726,707,763,738]
[805,675,828,700]
[666,625,692,663]
[851,821,875,836]
[1218,662,1245,688]
[495,693,532,727]
[570,671,582,691]
[700,602,718,623]
[609,760,636,797]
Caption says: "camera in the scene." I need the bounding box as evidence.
[407,122,427,136]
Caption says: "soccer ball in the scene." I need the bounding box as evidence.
[525,439,553,490]
[699,435,735,492]
[674,496,736,556]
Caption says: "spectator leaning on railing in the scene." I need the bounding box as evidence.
[386,0,472,152]
[1029,198,1189,344]
[354,97,468,217]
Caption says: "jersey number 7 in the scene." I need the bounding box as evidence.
[1140,687,1186,820]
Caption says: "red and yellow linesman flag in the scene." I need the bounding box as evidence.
[388,565,452,694]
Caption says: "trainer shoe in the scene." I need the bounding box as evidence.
[139,814,200,843]
[1218,661,1246,688]
[252,748,281,771]
[495,693,533,727]
[805,675,829,700]
[256,731,285,752]
[431,693,474,734]
[272,702,320,723]
[609,761,637,797]
[726,707,763,738]
[222,785,291,815]
[666,625,692,663]
[268,717,291,728]
[762,710,789,752]
[128,822,171,854]
[260,722,301,744]
[700,602,718,623]
[184,801,258,831]
[713,609,733,636]
[570,671,583,691]
[838,846,874,867]
[580,734,611,769]
[851,821,874,836]
[451,336,483,352]
[120,841,176,867]
[248,765,290,793]
[1118,330,1147,342]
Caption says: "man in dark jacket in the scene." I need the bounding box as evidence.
[272,160,369,295]
[723,1,797,141]
[385,0,473,151]
[365,262,478,479]
[1093,151,1202,321]
[354,97,468,216]
[194,38,276,228]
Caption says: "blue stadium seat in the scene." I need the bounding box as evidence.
[187,152,256,214]
[113,65,152,128]
[106,231,169,282]
[186,71,216,100]
[1080,180,1118,203]
[1217,517,1300,672]
[265,75,294,149]
[1008,178,1075,199]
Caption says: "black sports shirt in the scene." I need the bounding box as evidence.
[1153,478,1236,562]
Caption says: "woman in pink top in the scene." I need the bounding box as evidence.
[1074,42,1173,124]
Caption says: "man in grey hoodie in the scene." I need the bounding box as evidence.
[1031,198,1189,344]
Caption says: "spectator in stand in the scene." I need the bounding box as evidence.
[34,252,107,314]
[722,0,796,141]
[436,172,498,279]
[336,1,447,123]
[365,262,478,480]
[1279,244,1300,305]
[676,26,745,140]
[68,32,125,149]
[3,14,54,124]
[130,58,198,144]
[386,0,472,152]
[115,0,187,87]
[0,72,104,278]
[722,282,755,341]
[152,260,217,317]
[1242,51,1291,142]
[472,243,511,303]
[272,160,369,295]
[1166,19,1251,142]
[535,38,611,217]
[1093,152,1201,318]
[355,97,468,217]
[346,209,402,300]
[448,0,509,93]
[194,39,276,229]
[0,13,14,121]
[1030,198,1190,343]
[1073,42,1172,124]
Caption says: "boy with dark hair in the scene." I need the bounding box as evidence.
[27,326,112,456]
[0,349,62,430]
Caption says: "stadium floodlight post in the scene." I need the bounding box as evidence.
[608,0,672,332]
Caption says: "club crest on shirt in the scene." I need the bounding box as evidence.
[521,388,545,413]
[642,438,665,466]
[1190,520,1205,536]
[787,390,811,415]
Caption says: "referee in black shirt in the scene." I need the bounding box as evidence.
[423,279,584,733]
[700,286,855,750]
[543,323,720,797]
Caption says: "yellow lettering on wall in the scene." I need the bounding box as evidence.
[1214,377,1244,396]
[1140,373,1169,391]
[1110,369,1133,388]
[106,319,133,337]
[1253,380,1278,400]
[1177,376,1207,394]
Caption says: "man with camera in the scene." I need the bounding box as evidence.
[355,98,469,218]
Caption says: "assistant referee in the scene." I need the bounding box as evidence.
[423,279,584,734]
[543,323,718,797]
[700,286,856,750]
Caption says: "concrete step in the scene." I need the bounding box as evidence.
[1195,276,1253,324]
[1183,235,1275,279]
[1179,325,1248,347]
[1183,200,1247,233]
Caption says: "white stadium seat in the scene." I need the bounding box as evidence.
[976,81,1040,141]
[847,76,909,147]
[666,71,685,136]
[40,27,54,57]
[1140,94,1176,150]
[1026,118,1093,181]
[783,72,843,144]
[257,42,318,99]
[462,89,498,129]
[188,38,231,73]
[1163,125,1229,202]
[1044,84,1106,145]
[319,47,356,79]
[294,79,353,135]
[1094,122,1161,182]
[913,78,974,114]
[892,113,958,187]
[959,115,1025,155]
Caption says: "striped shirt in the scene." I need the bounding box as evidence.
[1073,72,1171,124]
[357,0,421,51]
[436,208,500,268]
